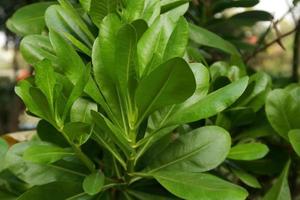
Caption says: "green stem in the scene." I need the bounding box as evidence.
[58,126,95,172]
[70,143,95,172]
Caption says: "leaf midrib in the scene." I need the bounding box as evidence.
[149,141,211,173]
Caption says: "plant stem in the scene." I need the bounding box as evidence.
[70,142,95,172]
[57,126,95,172]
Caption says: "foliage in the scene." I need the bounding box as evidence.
[2,0,300,200]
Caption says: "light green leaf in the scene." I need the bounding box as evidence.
[49,30,84,83]
[231,168,261,188]
[142,0,161,25]
[228,143,269,161]
[266,89,300,140]
[71,98,98,123]
[0,138,8,163]
[15,79,43,118]
[7,2,54,36]
[115,24,138,107]
[20,35,57,65]
[163,17,189,61]
[288,129,300,157]
[189,23,240,56]
[161,0,189,21]
[148,126,231,172]
[92,14,125,126]
[263,160,291,200]
[23,143,74,164]
[62,65,91,122]
[34,60,56,109]
[123,0,145,22]
[135,57,195,122]
[83,171,105,195]
[137,15,174,76]
[166,77,249,125]
[86,0,118,27]
[152,170,248,200]
[30,87,54,123]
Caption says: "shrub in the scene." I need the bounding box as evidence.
[1,0,299,200]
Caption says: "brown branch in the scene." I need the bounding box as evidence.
[246,27,298,62]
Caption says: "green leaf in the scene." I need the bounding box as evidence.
[34,60,56,109]
[92,14,125,126]
[288,129,300,157]
[228,143,269,161]
[135,57,195,121]
[86,0,118,27]
[189,22,240,56]
[115,23,138,107]
[234,72,271,112]
[231,168,261,188]
[152,170,248,200]
[161,0,189,14]
[142,0,161,25]
[20,35,57,66]
[3,142,83,186]
[6,2,54,36]
[18,181,83,200]
[148,126,231,172]
[91,111,132,157]
[63,122,92,146]
[49,30,85,83]
[37,120,69,147]
[15,79,42,119]
[62,65,91,122]
[163,17,189,61]
[29,87,54,123]
[123,0,145,22]
[71,98,98,123]
[137,16,174,76]
[161,0,189,21]
[82,171,105,195]
[266,89,300,140]
[263,160,291,200]
[46,2,95,47]
[166,77,249,125]
[23,143,74,164]
[0,138,8,162]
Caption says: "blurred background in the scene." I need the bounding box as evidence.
[0,0,299,135]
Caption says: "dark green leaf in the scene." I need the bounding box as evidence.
[135,58,195,121]
[37,120,69,147]
[18,181,83,200]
